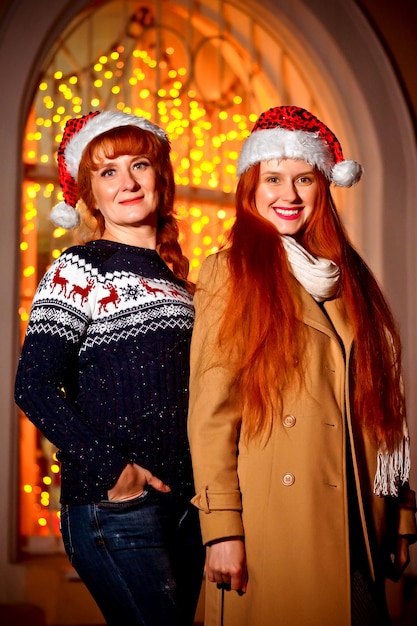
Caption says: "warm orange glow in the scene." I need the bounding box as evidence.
[19,0,311,548]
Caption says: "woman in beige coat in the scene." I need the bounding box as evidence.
[188,106,417,626]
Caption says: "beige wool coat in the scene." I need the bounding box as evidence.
[188,251,417,626]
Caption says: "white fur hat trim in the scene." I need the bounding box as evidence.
[237,127,362,186]
[238,128,333,177]
[65,111,168,178]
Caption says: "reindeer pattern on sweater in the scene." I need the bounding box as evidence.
[15,239,195,506]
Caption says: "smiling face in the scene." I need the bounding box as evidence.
[90,152,159,243]
[78,125,175,246]
[254,158,319,236]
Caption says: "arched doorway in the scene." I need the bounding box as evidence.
[18,0,358,553]
[1,0,415,612]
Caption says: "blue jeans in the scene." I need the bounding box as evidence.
[60,489,204,626]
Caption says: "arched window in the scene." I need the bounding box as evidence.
[18,0,340,554]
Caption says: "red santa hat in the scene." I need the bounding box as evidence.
[51,110,169,229]
[237,105,362,187]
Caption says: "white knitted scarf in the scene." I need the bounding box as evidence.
[281,234,410,497]
[281,235,340,302]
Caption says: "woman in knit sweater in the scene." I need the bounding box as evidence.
[15,111,204,626]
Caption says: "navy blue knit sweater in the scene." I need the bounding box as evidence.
[15,239,195,506]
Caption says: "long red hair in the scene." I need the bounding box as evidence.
[218,162,405,451]
[77,125,192,290]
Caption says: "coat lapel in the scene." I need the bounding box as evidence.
[297,285,354,358]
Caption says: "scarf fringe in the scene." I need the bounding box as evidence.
[373,434,411,497]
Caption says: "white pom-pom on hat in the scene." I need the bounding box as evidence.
[332,159,362,187]
[50,202,80,229]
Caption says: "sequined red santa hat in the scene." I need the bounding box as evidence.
[51,110,169,229]
[237,105,362,187]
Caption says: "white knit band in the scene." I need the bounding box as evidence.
[65,111,168,178]
[237,127,334,177]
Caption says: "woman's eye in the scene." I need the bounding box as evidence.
[101,168,115,177]
[267,176,279,183]
[133,160,149,170]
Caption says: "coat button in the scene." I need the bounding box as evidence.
[281,473,295,486]
[282,414,296,428]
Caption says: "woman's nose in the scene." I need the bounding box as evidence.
[280,181,299,202]
[122,171,139,190]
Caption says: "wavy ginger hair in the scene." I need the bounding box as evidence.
[218,162,405,452]
[77,125,192,291]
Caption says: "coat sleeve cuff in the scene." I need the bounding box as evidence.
[191,488,244,545]
[191,487,242,513]
[398,487,417,542]
[197,509,245,545]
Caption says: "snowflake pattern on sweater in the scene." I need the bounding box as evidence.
[15,239,195,505]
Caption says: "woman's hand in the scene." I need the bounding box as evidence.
[387,536,410,582]
[206,538,248,594]
[107,462,171,501]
